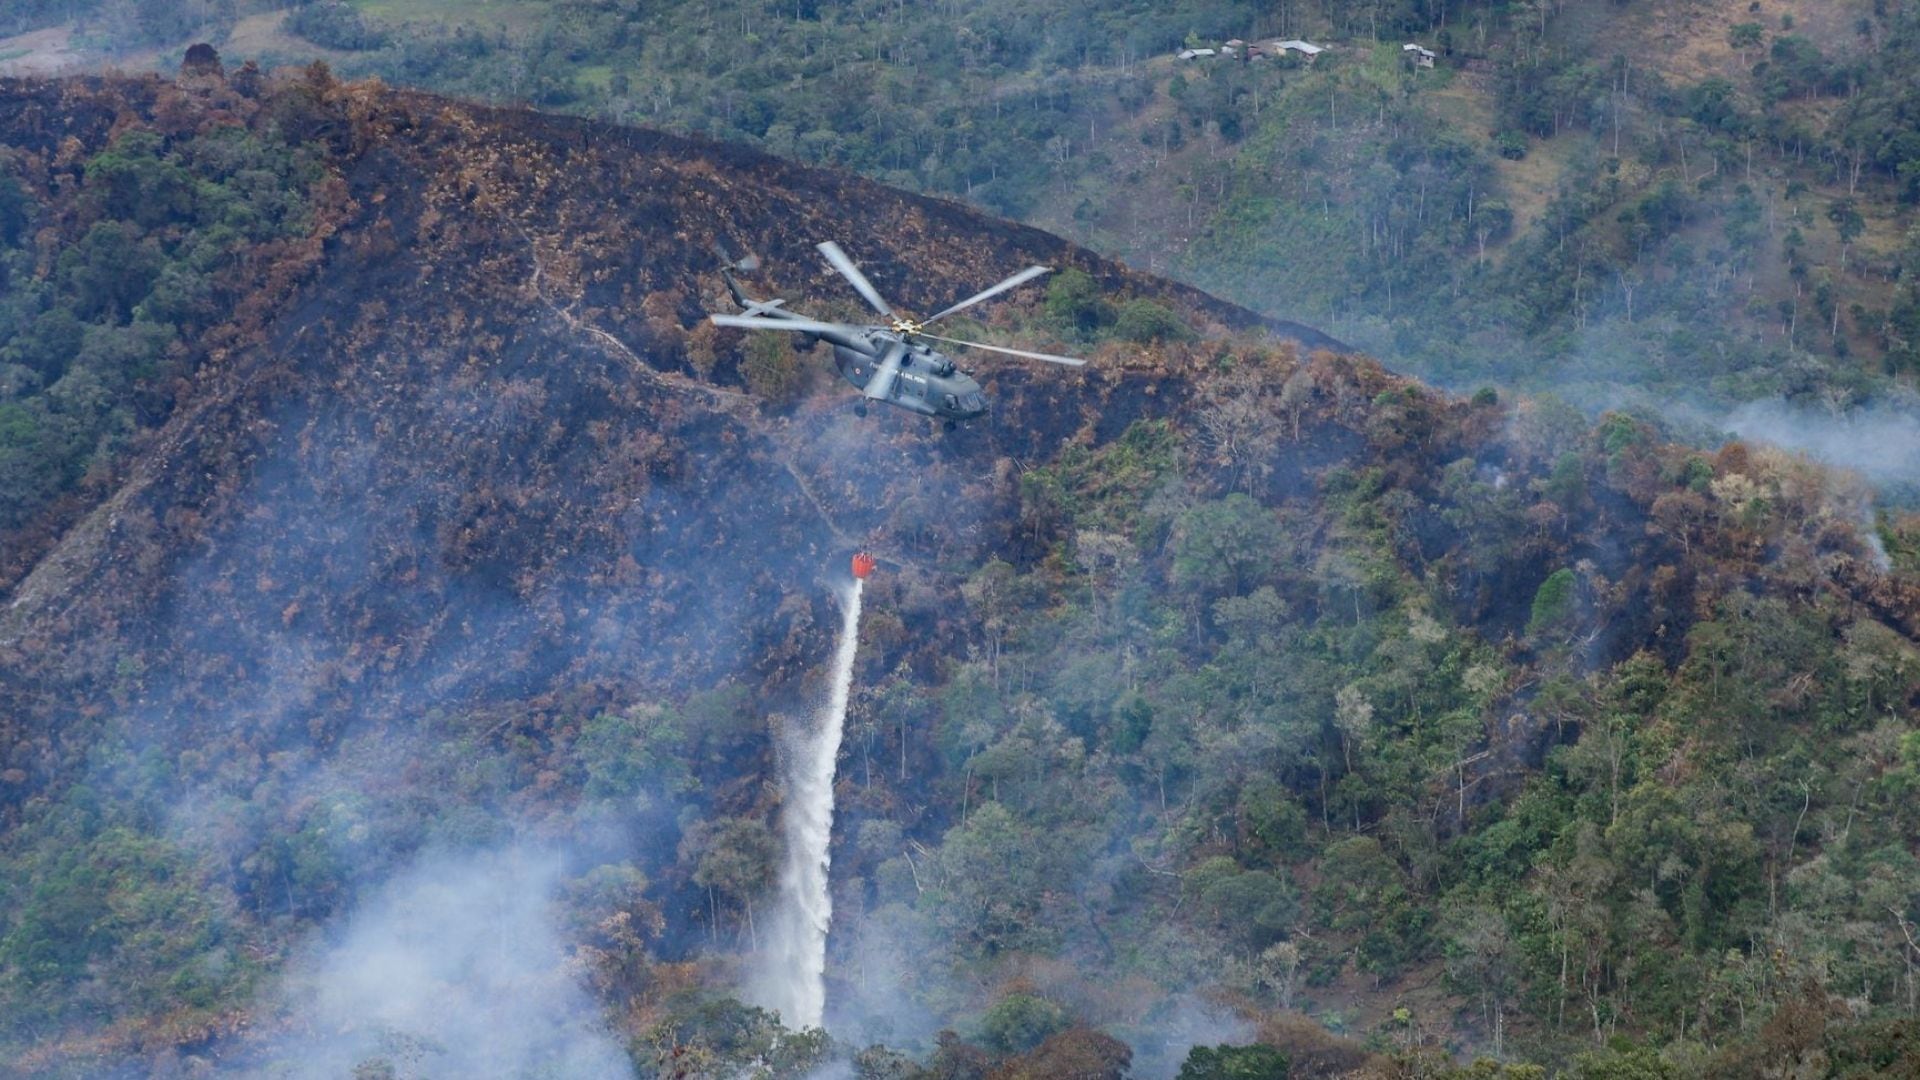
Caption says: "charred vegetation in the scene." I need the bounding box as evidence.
[0,66,1915,1077]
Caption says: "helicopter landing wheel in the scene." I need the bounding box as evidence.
[854,403,868,418]
[943,419,957,432]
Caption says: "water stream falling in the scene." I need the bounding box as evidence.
[758,578,863,1031]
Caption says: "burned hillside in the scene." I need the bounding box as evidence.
[0,65,1916,1078]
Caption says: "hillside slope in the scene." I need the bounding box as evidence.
[0,69,1918,1079]
[10,0,1919,452]
[0,65,1299,843]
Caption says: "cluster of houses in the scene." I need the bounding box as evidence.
[1175,39,1440,69]
[1176,38,1325,63]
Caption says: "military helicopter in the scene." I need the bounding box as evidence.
[710,241,1085,426]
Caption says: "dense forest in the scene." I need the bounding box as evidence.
[0,60,335,569]
[0,63,1918,1079]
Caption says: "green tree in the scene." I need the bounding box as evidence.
[0,172,28,248]
[1828,197,1866,268]
[0,825,240,1021]
[56,222,163,323]
[1045,268,1114,336]
[1527,567,1578,640]
[980,992,1069,1053]
[1172,494,1280,599]
[682,816,777,947]
[1315,836,1405,928]
[1177,1043,1290,1080]
[81,131,196,230]
[1112,298,1193,343]
[4,308,86,381]
[1189,856,1299,951]
[576,704,692,806]
[1564,1044,1683,1079]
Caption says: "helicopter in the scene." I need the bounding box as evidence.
[710,241,1085,426]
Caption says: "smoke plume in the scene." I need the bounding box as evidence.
[236,844,632,1079]
[1722,398,1920,492]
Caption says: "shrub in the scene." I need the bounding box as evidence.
[741,331,802,404]
[1112,298,1193,343]
[1045,268,1115,336]
[1528,567,1577,638]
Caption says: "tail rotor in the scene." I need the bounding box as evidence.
[712,240,761,275]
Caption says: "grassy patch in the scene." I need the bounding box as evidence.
[349,0,548,32]
[222,12,344,62]
[574,63,615,91]
[1481,127,1585,251]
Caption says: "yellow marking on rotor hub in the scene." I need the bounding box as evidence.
[890,317,923,336]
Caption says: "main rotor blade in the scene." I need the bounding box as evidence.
[918,332,1087,367]
[863,346,905,400]
[923,265,1052,325]
[710,313,856,337]
[816,241,894,317]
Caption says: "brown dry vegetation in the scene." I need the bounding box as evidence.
[0,67,1917,1075]
[0,66,1326,826]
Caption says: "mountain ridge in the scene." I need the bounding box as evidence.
[0,66,1352,821]
[0,66,1917,1079]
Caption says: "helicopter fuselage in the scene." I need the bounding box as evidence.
[749,303,988,421]
[716,254,1067,424]
[825,333,987,421]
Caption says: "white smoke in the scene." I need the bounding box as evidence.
[755,579,864,1031]
[1124,996,1258,1080]
[1722,398,1920,491]
[237,845,633,1079]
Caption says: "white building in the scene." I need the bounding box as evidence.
[1269,40,1325,61]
